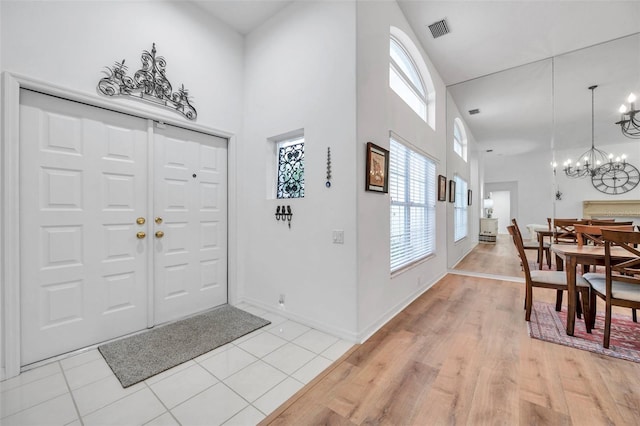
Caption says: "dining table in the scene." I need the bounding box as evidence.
[550,244,636,336]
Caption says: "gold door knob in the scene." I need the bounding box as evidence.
[136,231,146,239]
[155,217,163,224]
[155,231,164,238]
[136,217,146,225]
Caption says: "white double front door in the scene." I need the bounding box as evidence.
[19,90,228,365]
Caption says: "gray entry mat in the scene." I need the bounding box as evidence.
[98,304,270,387]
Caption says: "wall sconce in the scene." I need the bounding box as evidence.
[275,205,293,228]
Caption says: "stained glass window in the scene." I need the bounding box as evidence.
[277,137,305,198]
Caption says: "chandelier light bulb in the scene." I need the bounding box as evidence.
[628,93,637,103]
[616,156,621,162]
[596,160,601,165]
[576,162,581,167]
[609,153,614,159]
[620,104,628,113]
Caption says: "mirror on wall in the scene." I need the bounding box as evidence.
[448,32,640,278]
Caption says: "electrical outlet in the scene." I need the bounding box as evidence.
[332,230,344,244]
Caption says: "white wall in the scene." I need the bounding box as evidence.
[241,1,358,339]
[355,1,451,340]
[1,1,243,132]
[485,138,640,230]
[554,140,640,217]
[0,0,3,380]
[484,149,555,229]
[1,0,244,377]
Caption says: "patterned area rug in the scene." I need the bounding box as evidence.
[528,301,640,363]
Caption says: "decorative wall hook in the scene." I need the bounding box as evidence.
[97,43,197,120]
[275,205,293,228]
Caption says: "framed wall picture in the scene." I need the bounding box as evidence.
[437,175,446,201]
[365,142,389,193]
[449,179,456,203]
[467,189,472,206]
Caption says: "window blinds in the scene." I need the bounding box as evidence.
[390,138,436,272]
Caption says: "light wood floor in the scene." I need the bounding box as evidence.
[453,233,532,277]
[261,270,640,424]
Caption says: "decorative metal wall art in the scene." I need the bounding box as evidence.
[326,147,332,188]
[277,142,305,198]
[97,43,197,120]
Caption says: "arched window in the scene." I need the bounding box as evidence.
[453,118,467,162]
[389,27,436,129]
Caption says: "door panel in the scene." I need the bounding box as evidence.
[19,90,228,365]
[153,125,228,324]
[20,90,149,365]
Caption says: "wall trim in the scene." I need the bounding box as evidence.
[1,71,238,379]
[239,296,359,343]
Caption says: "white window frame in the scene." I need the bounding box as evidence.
[454,175,468,242]
[389,36,427,122]
[453,118,468,162]
[389,27,436,129]
[389,137,436,272]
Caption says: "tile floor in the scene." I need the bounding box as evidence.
[0,303,354,425]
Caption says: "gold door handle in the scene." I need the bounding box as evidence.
[136,217,146,225]
[155,231,164,238]
[155,217,163,224]
[136,231,146,239]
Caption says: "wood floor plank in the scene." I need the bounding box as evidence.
[261,245,640,425]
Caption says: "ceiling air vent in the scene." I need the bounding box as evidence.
[428,19,449,38]
[469,108,480,115]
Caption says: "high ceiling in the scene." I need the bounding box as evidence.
[192,1,640,156]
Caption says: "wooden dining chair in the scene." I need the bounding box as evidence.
[512,218,551,269]
[589,219,631,226]
[548,218,589,244]
[575,224,635,247]
[574,224,637,322]
[584,229,640,348]
[507,225,591,326]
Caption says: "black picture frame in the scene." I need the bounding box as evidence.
[437,175,446,201]
[449,180,456,203]
[467,189,472,206]
[365,142,389,193]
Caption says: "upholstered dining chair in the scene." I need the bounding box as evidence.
[507,225,591,326]
[512,218,551,269]
[584,229,640,348]
[574,224,637,324]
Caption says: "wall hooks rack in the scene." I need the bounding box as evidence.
[275,205,293,228]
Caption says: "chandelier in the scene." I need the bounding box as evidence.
[615,92,640,138]
[563,85,626,178]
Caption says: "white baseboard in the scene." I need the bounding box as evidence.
[355,272,446,343]
[238,297,359,343]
